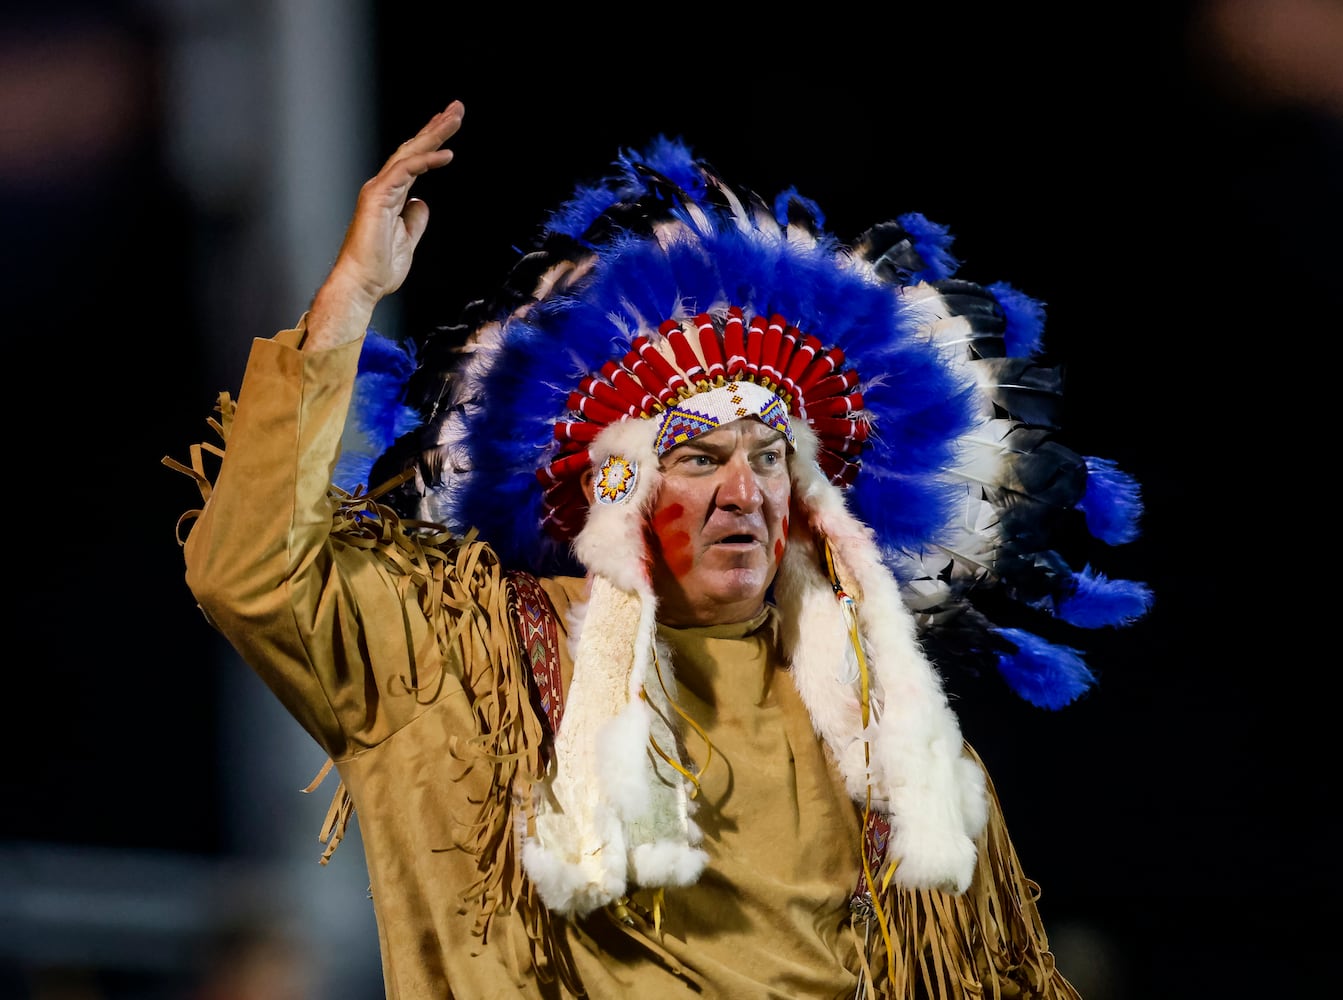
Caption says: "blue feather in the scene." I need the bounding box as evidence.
[773,187,826,231]
[1054,565,1155,628]
[992,627,1095,709]
[545,136,705,242]
[1078,456,1144,544]
[334,329,418,492]
[545,183,627,242]
[896,212,959,282]
[987,280,1046,357]
[628,136,705,199]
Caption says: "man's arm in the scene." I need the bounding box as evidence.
[181,102,470,756]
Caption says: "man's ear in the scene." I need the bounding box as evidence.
[787,489,814,543]
[580,465,594,502]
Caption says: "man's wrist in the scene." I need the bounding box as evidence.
[305,271,378,350]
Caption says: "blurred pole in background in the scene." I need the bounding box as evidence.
[158,1,385,997]
[1,0,386,997]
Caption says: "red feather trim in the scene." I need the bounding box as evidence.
[695,313,726,384]
[634,335,683,403]
[808,369,860,401]
[795,346,846,395]
[570,384,629,424]
[807,392,864,418]
[760,315,785,386]
[783,334,823,397]
[600,361,658,416]
[723,306,747,378]
[745,314,767,378]
[665,321,706,386]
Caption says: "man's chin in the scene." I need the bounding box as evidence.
[699,567,773,605]
[651,558,778,624]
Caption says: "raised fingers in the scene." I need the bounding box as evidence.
[377,101,464,187]
[397,100,465,155]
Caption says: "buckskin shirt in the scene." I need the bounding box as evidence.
[172,318,1077,1000]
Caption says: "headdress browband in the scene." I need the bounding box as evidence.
[542,305,866,538]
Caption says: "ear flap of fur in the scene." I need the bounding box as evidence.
[775,421,987,894]
[521,417,706,916]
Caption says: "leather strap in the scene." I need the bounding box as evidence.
[507,570,564,738]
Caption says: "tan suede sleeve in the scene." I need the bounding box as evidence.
[182,322,458,761]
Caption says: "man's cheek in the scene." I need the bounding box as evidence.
[649,503,694,577]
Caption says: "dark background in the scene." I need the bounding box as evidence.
[2,2,1336,997]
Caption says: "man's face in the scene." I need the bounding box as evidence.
[646,418,792,626]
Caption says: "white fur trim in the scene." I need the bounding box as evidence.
[778,421,988,895]
[521,832,626,918]
[595,701,655,819]
[522,577,644,915]
[522,416,706,915]
[630,840,710,888]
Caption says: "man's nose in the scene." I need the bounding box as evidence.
[716,453,763,511]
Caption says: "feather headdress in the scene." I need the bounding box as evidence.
[340,138,1152,914]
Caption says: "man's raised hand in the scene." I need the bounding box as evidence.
[306,100,465,350]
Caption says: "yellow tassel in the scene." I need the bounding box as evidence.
[645,642,715,798]
[652,887,665,937]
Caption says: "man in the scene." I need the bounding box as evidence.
[170,100,1149,998]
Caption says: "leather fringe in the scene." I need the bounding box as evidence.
[315,459,586,995]
[166,391,585,997]
[857,743,1080,999]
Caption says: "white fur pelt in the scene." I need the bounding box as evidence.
[775,421,987,894]
[520,418,707,917]
[522,412,987,913]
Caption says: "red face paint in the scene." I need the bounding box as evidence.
[649,503,694,577]
[649,503,684,529]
